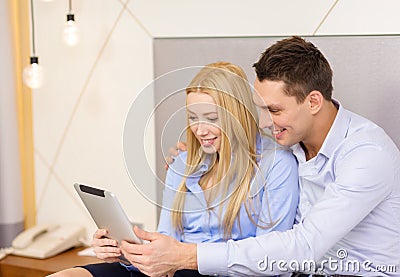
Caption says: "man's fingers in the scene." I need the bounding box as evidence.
[176,141,187,151]
[165,147,178,168]
[120,240,144,256]
[165,141,187,169]
[165,156,174,165]
[168,147,179,157]
[120,228,183,276]
[124,251,149,265]
[129,261,165,277]
[133,225,159,241]
[166,272,176,277]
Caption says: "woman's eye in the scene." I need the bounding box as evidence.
[207,118,218,122]
[188,116,197,121]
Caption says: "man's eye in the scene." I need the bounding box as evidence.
[268,109,279,113]
[188,116,197,121]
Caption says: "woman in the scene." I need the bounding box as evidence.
[49,62,298,277]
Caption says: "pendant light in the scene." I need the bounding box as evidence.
[63,0,79,46]
[23,0,44,89]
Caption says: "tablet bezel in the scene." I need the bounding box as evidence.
[74,183,142,245]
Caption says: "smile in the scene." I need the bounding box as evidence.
[201,138,217,146]
[272,128,286,138]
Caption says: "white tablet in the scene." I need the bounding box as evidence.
[74,183,142,245]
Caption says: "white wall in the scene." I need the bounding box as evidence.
[32,0,400,240]
[33,0,154,238]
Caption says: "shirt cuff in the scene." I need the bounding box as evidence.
[197,242,229,276]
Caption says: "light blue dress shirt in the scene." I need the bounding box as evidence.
[197,102,400,276]
[158,135,299,243]
[122,135,299,273]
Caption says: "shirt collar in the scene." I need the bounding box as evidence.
[185,158,210,192]
[318,100,350,159]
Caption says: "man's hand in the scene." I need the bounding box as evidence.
[120,226,197,277]
[92,229,123,263]
[165,141,187,169]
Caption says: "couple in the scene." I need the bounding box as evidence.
[51,36,400,277]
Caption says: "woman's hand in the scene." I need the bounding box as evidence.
[92,229,122,263]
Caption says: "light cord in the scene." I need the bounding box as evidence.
[30,0,36,56]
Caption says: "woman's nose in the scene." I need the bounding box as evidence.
[196,122,209,136]
[259,110,273,129]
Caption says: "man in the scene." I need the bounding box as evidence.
[121,36,400,276]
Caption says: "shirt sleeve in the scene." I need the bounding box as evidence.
[157,152,187,240]
[157,203,180,240]
[198,142,393,276]
[256,149,299,235]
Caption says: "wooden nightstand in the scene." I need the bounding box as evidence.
[0,247,102,277]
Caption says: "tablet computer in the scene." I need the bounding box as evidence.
[74,183,142,245]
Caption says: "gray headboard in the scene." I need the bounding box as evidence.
[153,36,400,209]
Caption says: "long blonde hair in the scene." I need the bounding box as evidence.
[172,62,263,238]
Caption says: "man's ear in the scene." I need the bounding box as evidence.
[308,90,323,115]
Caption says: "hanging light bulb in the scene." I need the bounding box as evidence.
[23,0,44,89]
[63,14,79,46]
[23,57,44,89]
[63,0,79,46]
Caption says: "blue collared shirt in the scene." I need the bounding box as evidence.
[197,102,400,276]
[158,135,299,242]
[122,135,299,273]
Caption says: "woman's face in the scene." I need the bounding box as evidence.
[187,92,221,154]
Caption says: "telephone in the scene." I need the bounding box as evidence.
[11,224,85,259]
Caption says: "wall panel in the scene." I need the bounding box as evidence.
[154,36,400,212]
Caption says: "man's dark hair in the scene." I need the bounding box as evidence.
[253,36,333,103]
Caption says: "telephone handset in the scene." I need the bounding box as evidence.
[12,224,56,249]
[11,224,85,259]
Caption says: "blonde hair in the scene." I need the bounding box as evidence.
[172,62,267,238]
